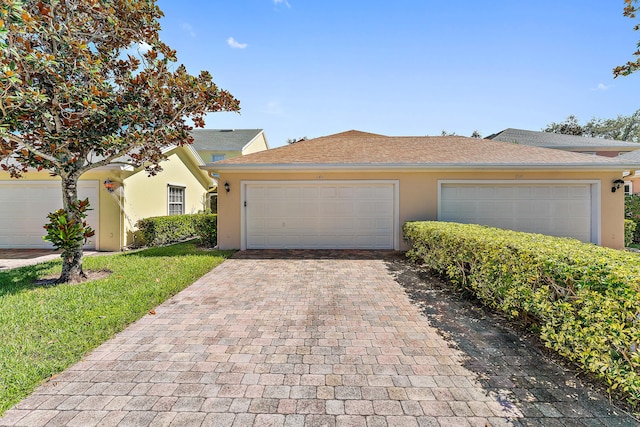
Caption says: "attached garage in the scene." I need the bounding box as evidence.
[208,130,633,250]
[242,181,398,249]
[439,181,599,244]
[0,181,99,249]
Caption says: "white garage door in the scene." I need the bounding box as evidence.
[0,181,99,249]
[244,182,397,249]
[439,182,595,243]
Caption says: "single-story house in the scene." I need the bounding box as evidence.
[0,129,270,251]
[206,130,637,251]
[487,128,640,157]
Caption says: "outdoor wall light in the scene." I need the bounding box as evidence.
[224,182,230,193]
[104,178,116,193]
[612,179,625,193]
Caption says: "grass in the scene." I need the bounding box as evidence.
[0,242,233,415]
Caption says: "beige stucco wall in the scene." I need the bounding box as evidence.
[216,170,625,251]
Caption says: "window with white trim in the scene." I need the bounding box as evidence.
[168,186,185,215]
[625,181,633,196]
[211,154,226,162]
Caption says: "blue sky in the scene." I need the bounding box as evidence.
[157,1,640,147]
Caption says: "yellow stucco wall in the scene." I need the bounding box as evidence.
[216,170,625,250]
[0,169,122,251]
[242,133,270,155]
[120,149,210,246]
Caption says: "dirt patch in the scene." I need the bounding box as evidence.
[34,269,112,286]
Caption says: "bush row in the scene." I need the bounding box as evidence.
[403,221,640,407]
[626,194,640,245]
[136,214,217,248]
[625,219,636,247]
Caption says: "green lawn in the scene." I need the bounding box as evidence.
[0,242,233,415]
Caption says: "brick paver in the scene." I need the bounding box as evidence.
[1,251,637,426]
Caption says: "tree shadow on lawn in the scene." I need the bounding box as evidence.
[0,262,61,297]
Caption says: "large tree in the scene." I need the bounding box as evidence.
[543,110,640,142]
[614,0,640,77]
[0,0,240,282]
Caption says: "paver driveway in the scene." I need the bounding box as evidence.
[0,251,636,426]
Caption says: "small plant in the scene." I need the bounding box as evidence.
[43,198,95,257]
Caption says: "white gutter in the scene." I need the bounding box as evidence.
[202,162,639,173]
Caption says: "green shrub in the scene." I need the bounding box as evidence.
[136,214,217,247]
[625,194,640,244]
[403,221,640,407]
[43,198,95,255]
[193,214,217,248]
[625,219,637,247]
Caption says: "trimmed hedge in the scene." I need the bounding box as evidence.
[136,214,217,247]
[626,194,640,244]
[403,221,640,407]
[626,219,637,248]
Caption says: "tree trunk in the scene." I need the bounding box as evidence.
[58,174,86,283]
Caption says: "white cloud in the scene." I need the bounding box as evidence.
[264,101,285,116]
[181,22,196,38]
[136,41,152,53]
[227,37,248,49]
[274,0,291,7]
[594,83,612,91]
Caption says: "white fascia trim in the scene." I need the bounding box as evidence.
[240,179,401,251]
[185,145,206,166]
[437,179,601,246]
[207,163,636,173]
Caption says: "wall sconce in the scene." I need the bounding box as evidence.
[104,178,116,193]
[612,179,625,193]
[224,182,230,193]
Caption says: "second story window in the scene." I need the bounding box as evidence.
[211,154,226,162]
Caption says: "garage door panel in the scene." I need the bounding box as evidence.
[0,181,99,249]
[440,183,593,243]
[245,182,395,249]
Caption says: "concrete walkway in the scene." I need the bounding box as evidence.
[0,249,106,270]
[0,251,637,426]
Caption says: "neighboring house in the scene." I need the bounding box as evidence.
[487,128,640,157]
[190,129,270,211]
[0,129,270,251]
[206,130,637,251]
[617,150,640,195]
[0,144,211,251]
[488,128,640,195]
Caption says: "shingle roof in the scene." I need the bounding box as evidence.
[209,130,635,171]
[190,129,264,151]
[487,128,640,150]
[618,150,640,163]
